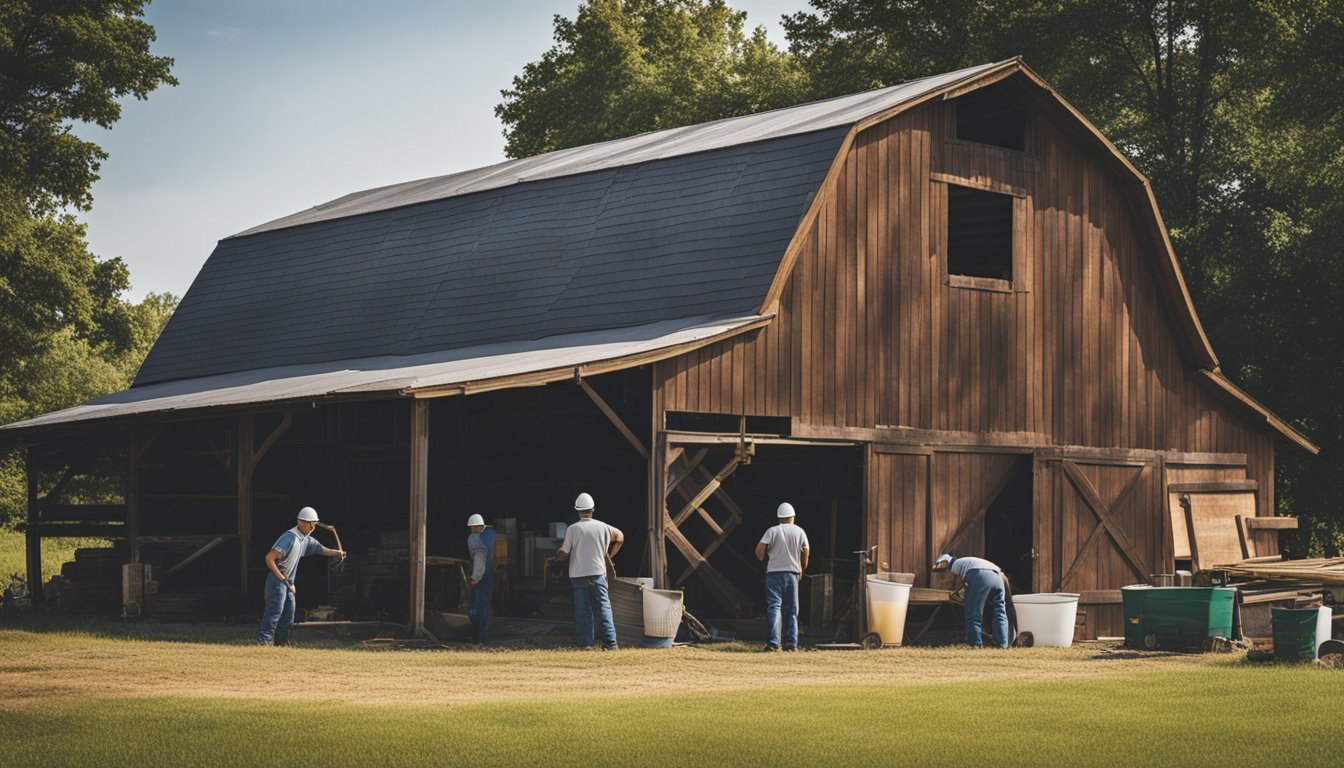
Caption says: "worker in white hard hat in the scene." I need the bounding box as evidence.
[933,553,1009,649]
[555,492,625,649]
[466,513,496,643]
[258,506,345,645]
[755,502,810,651]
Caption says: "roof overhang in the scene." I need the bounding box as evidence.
[1196,370,1319,454]
[0,314,770,436]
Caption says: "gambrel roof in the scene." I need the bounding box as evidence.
[1,60,1315,452]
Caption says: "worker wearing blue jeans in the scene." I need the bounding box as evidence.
[466,513,496,643]
[556,493,624,649]
[934,554,1010,648]
[756,503,810,651]
[258,506,345,646]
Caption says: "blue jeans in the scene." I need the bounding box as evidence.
[468,573,493,643]
[258,574,296,645]
[964,569,1009,648]
[571,575,617,649]
[765,571,799,650]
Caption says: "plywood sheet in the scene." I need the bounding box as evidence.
[1171,490,1256,569]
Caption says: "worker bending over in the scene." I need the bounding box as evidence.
[933,553,1009,649]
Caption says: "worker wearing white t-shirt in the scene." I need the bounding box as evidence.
[755,502,810,651]
[556,492,624,649]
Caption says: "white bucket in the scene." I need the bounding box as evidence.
[866,575,912,645]
[1317,606,1334,657]
[642,588,684,639]
[1012,593,1080,647]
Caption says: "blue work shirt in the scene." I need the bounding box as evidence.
[270,527,324,582]
[468,527,496,582]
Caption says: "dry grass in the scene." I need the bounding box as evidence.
[0,623,1216,711]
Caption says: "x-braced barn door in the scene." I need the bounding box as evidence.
[659,438,755,617]
[1036,451,1161,597]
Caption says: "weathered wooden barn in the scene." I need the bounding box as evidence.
[3,59,1315,638]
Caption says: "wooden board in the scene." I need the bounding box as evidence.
[1174,489,1256,569]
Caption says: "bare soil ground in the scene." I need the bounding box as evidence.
[0,625,1220,711]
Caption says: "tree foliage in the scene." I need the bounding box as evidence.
[0,1,177,527]
[496,0,804,158]
[0,0,176,214]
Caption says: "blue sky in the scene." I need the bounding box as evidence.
[76,0,810,300]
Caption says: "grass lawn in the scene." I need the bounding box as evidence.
[0,527,109,590]
[0,616,1338,767]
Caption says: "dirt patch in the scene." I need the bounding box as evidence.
[0,628,1223,711]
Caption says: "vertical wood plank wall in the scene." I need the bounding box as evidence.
[654,95,1280,620]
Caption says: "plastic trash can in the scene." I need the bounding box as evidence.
[1317,606,1333,656]
[1273,607,1320,662]
[642,587,683,648]
[866,574,912,646]
[1011,593,1080,647]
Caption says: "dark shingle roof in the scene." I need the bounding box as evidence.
[135,127,847,385]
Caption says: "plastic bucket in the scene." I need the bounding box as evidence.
[1272,607,1320,662]
[866,575,912,645]
[642,587,684,640]
[641,635,675,648]
[1011,593,1080,647]
[1317,607,1334,656]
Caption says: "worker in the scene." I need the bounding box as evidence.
[257,506,345,646]
[466,513,496,643]
[554,492,624,650]
[933,553,1009,649]
[755,502,810,652]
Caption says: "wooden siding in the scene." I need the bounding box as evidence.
[655,97,1275,507]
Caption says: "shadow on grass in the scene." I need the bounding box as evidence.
[0,610,385,648]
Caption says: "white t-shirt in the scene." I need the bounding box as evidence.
[560,517,621,578]
[759,523,809,574]
[949,556,1000,578]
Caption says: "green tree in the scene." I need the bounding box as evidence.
[496,0,804,158]
[1,0,176,214]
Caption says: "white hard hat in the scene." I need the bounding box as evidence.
[297,506,319,523]
[466,514,485,527]
[776,502,796,519]
[574,492,596,511]
[934,554,954,569]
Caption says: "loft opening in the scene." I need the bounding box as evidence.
[947,184,1013,283]
[955,85,1026,151]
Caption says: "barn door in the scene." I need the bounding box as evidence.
[930,451,1027,576]
[1036,453,1161,595]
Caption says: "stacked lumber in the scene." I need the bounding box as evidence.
[1216,557,1344,585]
[58,545,127,612]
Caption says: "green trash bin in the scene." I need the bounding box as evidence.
[1121,585,1235,650]
[1272,608,1320,662]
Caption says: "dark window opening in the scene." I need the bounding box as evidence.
[955,86,1026,151]
[666,411,791,435]
[948,185,1013,282]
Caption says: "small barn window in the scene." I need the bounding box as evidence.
[955,86,1026,152]
[947,184,1013,284]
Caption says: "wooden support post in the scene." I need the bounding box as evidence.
[128,430,141,564]
[651,432,668,589]
[237,415,255,594]
[408,398,429,636]
[25,455,43,608]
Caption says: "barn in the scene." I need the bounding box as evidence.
[3,59,1315,639]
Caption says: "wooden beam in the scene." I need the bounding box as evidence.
[237,414,254,594]
[576,379,648,460]
[662,513,753,616]
[666,448,708,497]
[672,455,740,527]
[250,411,292,470]
[25,460,43,608]
[1245,517,1298,530]
[39,504,125,523]
[1168,481,1257,494]
[408,398,429,637]
[29,522,126,538]
[164,536,232,577]
[129,429,142,563]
